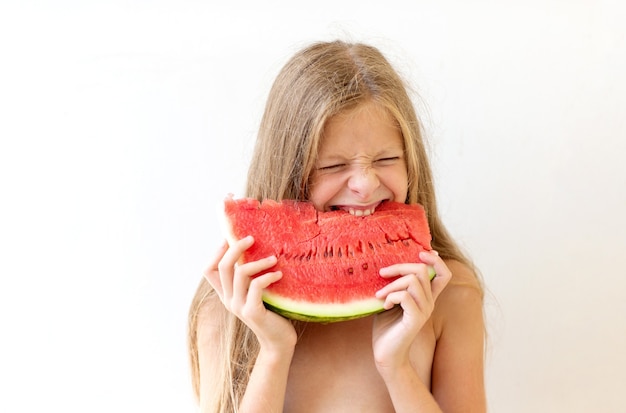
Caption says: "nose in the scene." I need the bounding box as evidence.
[347,166,379,199]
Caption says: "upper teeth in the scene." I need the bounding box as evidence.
[349,208,373,217]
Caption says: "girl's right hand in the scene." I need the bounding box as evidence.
[204,236,297,352]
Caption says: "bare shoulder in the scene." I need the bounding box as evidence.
[433,259,484,337]
[446,259,483,291]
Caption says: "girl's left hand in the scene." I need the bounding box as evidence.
[372,250,452,373]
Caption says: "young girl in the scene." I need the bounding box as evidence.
[188,40,486,412]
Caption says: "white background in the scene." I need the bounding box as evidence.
[1,1,625,412]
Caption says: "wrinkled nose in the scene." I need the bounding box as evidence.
[347,167,379,199]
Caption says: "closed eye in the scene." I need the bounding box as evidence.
[374,156,401,165]
[318,163,347,171]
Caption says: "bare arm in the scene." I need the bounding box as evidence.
[238,344,295,412]
[373,251,451,412]
[197,238,297,412]
[374,259,485,412]
[430,261,486,412]
[379,362,444,412]
[196,294,296,413]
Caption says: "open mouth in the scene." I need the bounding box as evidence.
[330,200,385,216]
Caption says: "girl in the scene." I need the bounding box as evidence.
[188,40,486,412]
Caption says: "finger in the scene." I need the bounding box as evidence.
[381,290,406,310]
[218,235,254,299]
[419,251,452,299]
[401,273,432,312]
[375,276,422,314]
[412,271,434,310]
[381,290,420,315]
[379,262,434,278]
[376,264,431,295]
[204,241,229,298]
[247,270,283,307]
[232,255,278,305]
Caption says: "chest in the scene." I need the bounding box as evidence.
[283,317,436,412]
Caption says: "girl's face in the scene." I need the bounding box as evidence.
[309,101,408,215]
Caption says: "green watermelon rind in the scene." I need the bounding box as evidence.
[262,266,437,323]
[262,290,387,322]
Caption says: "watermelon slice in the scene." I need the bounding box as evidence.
[220,197,434,322]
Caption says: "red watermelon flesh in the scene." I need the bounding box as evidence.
[221,197,434,322]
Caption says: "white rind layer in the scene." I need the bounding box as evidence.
[262,290,386,321]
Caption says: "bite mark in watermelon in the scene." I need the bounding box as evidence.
[221,197,435,322]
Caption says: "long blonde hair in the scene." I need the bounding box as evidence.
[188,40,481,411]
